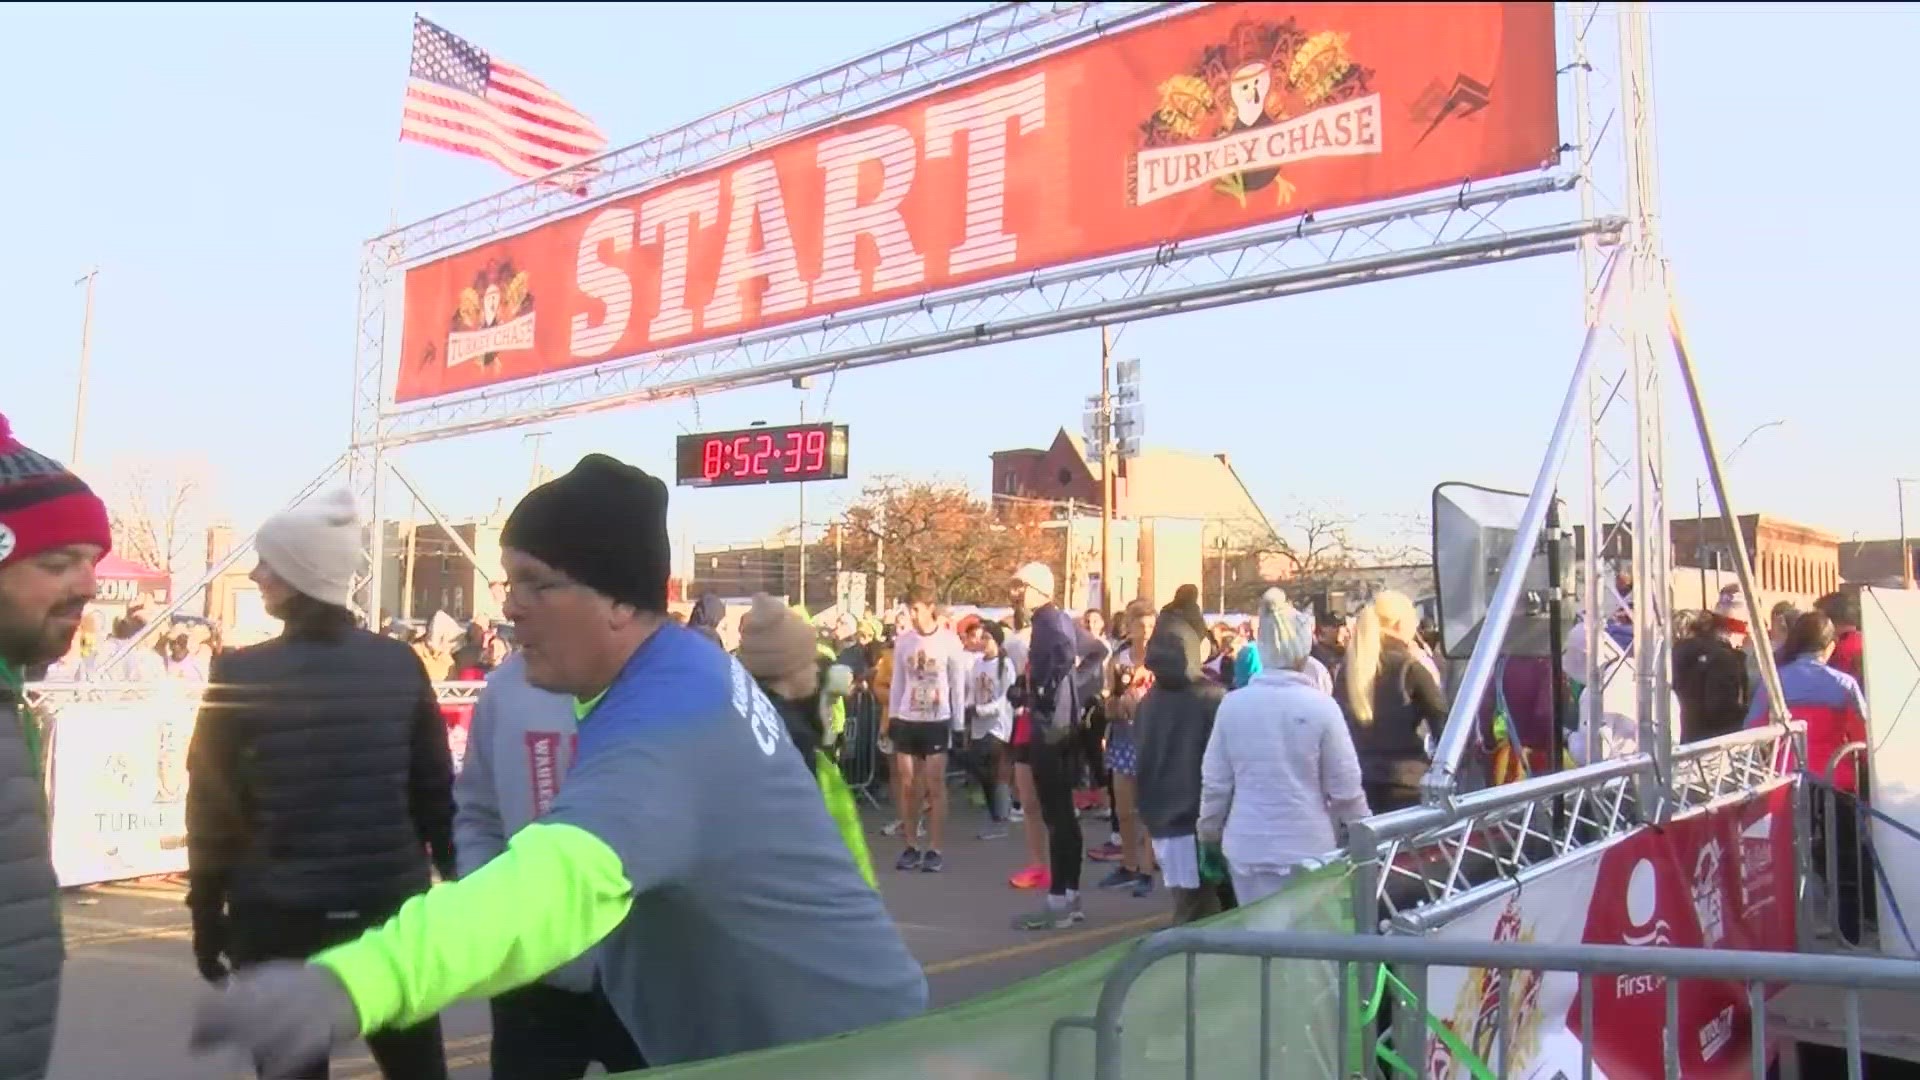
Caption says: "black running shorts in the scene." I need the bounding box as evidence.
[891,720,951,759]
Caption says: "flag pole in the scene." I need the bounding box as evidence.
[389,10,422,231]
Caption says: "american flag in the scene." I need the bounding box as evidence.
[401,16,609,189]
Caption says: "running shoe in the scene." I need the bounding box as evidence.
[1008,864,1049,890]
[1097,866,1139,890]
[920,851,945,873]
[1131,873,1156,899]
[1087,842,1125,863]
[1008,806,1025,823]
[895,846,923,871]
[1014,900,1086,931]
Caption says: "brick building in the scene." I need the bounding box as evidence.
[1669,514,1841,603]
[992,428,1280,611]
[689,537,846,612]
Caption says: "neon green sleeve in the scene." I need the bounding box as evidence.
[312,821,633,1034]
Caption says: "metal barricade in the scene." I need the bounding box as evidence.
[1799,741,1917,956]
[1066,928,1920,1080]
[839,685,885,807]
[1347,724,1802,936]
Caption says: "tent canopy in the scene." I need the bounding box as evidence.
[95,553,168,583]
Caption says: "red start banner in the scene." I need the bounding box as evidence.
[1426,787,1798,1079]
[394,2,1560,404]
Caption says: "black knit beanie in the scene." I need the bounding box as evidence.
[502,453,671,611]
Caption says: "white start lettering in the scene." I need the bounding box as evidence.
[0,523,16,563]
[570,208,635,358]
[563,73,1047,359]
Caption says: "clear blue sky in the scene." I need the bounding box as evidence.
[5,3,1917,570]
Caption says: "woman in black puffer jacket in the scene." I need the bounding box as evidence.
[185,490,456,1080]
[1332,590,1449,814]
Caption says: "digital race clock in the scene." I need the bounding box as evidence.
[674,423,850,488]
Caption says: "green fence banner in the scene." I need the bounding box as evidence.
[636,861,1356,1080]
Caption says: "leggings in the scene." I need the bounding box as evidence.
[1028,735,1083,894]
[961,734,1009,820]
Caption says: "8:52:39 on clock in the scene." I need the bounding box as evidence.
[673,422,850,488]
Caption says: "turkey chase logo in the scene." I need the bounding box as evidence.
[0,523,14,564]
[1129,19,1381,208]
[446,257,536,369]
[1428,897,1546,1078]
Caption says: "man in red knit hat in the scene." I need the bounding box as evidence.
[0,412,112,1080]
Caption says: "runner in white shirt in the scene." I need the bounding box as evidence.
[884,589,968,873]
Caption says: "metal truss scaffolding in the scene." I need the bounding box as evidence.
[1380,1,1804,957]
[341,0,1627,618]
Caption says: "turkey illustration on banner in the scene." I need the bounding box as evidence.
[394,2,1559,403]
[1426,789,1797,1080]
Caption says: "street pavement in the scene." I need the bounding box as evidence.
[49,803,1164,1079]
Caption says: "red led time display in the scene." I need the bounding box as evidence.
[674,423,850,488]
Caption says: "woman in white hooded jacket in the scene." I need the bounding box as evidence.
[1198,589,1371,906]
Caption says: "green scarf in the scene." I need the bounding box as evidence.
[0,659,39,784]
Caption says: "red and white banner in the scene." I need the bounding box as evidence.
[1425,787,1796,1079]
[393,2,1559,404]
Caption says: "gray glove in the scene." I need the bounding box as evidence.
[190,961,361,1078]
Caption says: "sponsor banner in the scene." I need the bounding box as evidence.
[47,687,200,887]
[43,687,481,885]
[1427,788,1797,1079]
[1424,850,1598,1079]
[395,2,1558,403]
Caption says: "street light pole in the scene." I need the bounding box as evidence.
[794,376,812,611]
[1098,327,1114,614]
[71,268,99,469]
[1697,419,1785,603]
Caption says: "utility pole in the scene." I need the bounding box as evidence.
[1695,480,1709,608]
[401,496,420,622]
[1064,498,1077,608]
[71,268,99,469]
[523,430,552,491]
[1099,326,1114,614]
[873,505,887,615]
[794,376,812,611]
[1900,478,1916,590]
[1216,527,1229,614]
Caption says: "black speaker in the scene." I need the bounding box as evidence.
[1431,482,1573,661]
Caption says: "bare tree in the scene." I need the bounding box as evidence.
[102,455,214,575]
[1225,502,1431,605]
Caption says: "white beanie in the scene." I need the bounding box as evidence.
[257,488,362,609]
[1256,587,1315,671]
[1012,561,1055,601]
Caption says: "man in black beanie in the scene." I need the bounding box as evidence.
[193,454,928,1077]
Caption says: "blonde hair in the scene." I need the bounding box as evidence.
[1342,590,1420,726]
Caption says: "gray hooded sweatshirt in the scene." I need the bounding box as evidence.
[451,651,595,992]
